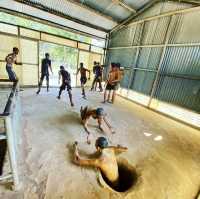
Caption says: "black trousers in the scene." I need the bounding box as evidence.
[91,76,102,90]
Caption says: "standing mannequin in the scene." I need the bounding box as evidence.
[36,53,53,94]
[91,62,103,92]
[5,47,22,81]
[76,63,90,99]
[57,66,74,107]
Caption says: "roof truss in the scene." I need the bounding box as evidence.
[14,0,117,32]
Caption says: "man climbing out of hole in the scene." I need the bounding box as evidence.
[80,106,115,144]
[76,63,90,99]
[57,66,74,107]
[5,47,22,82]
[36,53,53,94]
[73,137,128,189]
[103,63,124,104]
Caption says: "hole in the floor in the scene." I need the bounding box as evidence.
[100,159,137,193]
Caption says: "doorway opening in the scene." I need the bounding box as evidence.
[39,41,78,87]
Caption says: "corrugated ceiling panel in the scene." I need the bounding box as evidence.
[133,2,163,21]
[25,0,117,30]
[123,0,150,10]
[103,3,132,22]
[80,0,132,22]
[0,0,107,38]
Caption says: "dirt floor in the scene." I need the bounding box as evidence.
[0,87,200,199]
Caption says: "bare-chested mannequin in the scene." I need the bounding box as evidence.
[76,63,91,99]
[80,106,115,144]
[104,63,124,104]
[5,47,22,81]
[73,137,127,188]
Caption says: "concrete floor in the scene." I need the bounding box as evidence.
[0,87,200,199]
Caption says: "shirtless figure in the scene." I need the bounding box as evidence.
[5,47,22,81]
[104,63,124,104]
[76,63,90,99]
[80,106,115,144]
[73,137,127,188]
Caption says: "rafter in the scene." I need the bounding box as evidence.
[8,0,200,36]
[110,0,159,33]
[70,0,119,22]
[169,0,200,5]
[112,0,137,13]
[13,0,117,32]
[110,0,200,33]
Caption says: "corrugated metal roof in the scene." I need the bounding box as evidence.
[17,0,118,30]
[4,0,199,37]
[77,0,132,22]
[124,0,151,10]
[13,0,156,32]
[0,0,107,38]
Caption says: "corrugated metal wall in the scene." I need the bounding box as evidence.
[106,1,200,114]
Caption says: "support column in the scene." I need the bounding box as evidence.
[5,116,19,190]
[148,15,173,107]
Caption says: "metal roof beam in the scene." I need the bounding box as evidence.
[110,0,159,33]
[13,0,112,32]
[110,0,200,34]
[168,0,200,5]
[70,0,119,22]
[113,0,137,13]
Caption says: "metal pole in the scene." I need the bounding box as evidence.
[126,23,140,92]
[109,42,200,50]
[103,33,109,66]
[102,33,111,81]
[37,41,40,84]
[117,0,137,13]
[5,116,19,190]
[76,49,80,87]
[17,26,22,86]
[127,22,145,92]
[127,48,140,91]
[148,15,173,107]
